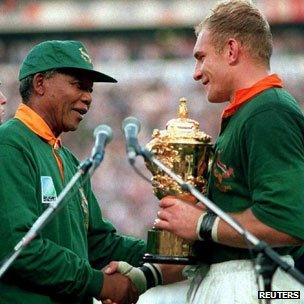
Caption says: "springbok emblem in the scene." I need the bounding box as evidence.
[79,47,92,63]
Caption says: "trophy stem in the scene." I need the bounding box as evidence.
[143,227,198,264]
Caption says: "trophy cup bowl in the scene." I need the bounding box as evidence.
[143,98,213,264]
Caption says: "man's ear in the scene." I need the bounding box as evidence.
[226,38,240,65]
[32,73,46,96]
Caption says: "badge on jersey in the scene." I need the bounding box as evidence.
[79,187,89,230]
[41,176,57,204]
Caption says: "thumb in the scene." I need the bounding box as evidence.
[159,196,178,208]
[102,300,115,304]
[196,202,207,210]
[177,194,197,204]
[104,261,119,274]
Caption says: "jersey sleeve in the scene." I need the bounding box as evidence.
[85,183,146,269]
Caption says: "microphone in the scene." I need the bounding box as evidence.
[122,117,141,164]
[91,124,113,166]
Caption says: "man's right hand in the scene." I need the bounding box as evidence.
[100,272,139,304]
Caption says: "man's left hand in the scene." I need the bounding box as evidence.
[154,196,204,241]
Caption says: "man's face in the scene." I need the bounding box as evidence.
[193,30,232,103]
[42,71,93,136]
[0,88,7,124]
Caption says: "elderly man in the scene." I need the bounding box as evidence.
[0,40,146,304]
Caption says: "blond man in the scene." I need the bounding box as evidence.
[107,1,304,303]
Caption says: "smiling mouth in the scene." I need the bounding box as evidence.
[73,108,88,118]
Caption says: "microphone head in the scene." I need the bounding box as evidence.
[122,116,141,132]
[93,124,113,143]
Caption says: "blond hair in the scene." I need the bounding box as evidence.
[195,0,273,67]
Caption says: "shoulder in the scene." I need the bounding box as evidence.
[0,119,47,159]
[230,88,304,145]
[235,88,304,129]
[0,118,29,147]
[243,88,302,118]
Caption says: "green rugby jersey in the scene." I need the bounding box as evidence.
[0,116,145,304]
[195,87,304,264]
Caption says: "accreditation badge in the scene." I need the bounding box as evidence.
[40,176,57,204]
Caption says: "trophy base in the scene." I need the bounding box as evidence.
[144,228,197,265]
[143,253,198,265]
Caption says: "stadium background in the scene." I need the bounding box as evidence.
[0,0,303,242]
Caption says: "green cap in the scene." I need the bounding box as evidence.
[18,40,117,83]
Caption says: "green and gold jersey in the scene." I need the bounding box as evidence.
[0,106,145,304]
[196,86,304,264]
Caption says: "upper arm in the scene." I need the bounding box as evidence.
[243,109,304,240]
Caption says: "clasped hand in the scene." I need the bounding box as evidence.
[99,263,138,304]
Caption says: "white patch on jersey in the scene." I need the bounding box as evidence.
[41,176,57,204]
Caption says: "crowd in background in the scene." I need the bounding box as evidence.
[1,28,304,64]
[0,28,303,239]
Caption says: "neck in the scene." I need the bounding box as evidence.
[229,64,270,100]
[26,100,60,137]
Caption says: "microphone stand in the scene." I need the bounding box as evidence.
[134,145,304,297]
[0,155,101,279]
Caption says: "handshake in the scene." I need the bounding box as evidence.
[98,261,163,304]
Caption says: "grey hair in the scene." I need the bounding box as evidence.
[19,69,58,104]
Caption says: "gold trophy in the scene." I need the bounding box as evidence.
[143,97,213,264]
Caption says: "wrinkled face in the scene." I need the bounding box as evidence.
[0,88,7,124]
[42,71,93,136]
[193,30,232,103]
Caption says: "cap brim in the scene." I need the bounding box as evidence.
[88,69,117,83]
[57,67,117,83]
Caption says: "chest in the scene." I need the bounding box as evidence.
[208,117,252,211]
[29,143,89,256]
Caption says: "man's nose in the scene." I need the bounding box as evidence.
[81,91,92,106]
[193,64,203,81]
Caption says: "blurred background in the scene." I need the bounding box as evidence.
[0,0,303,240]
